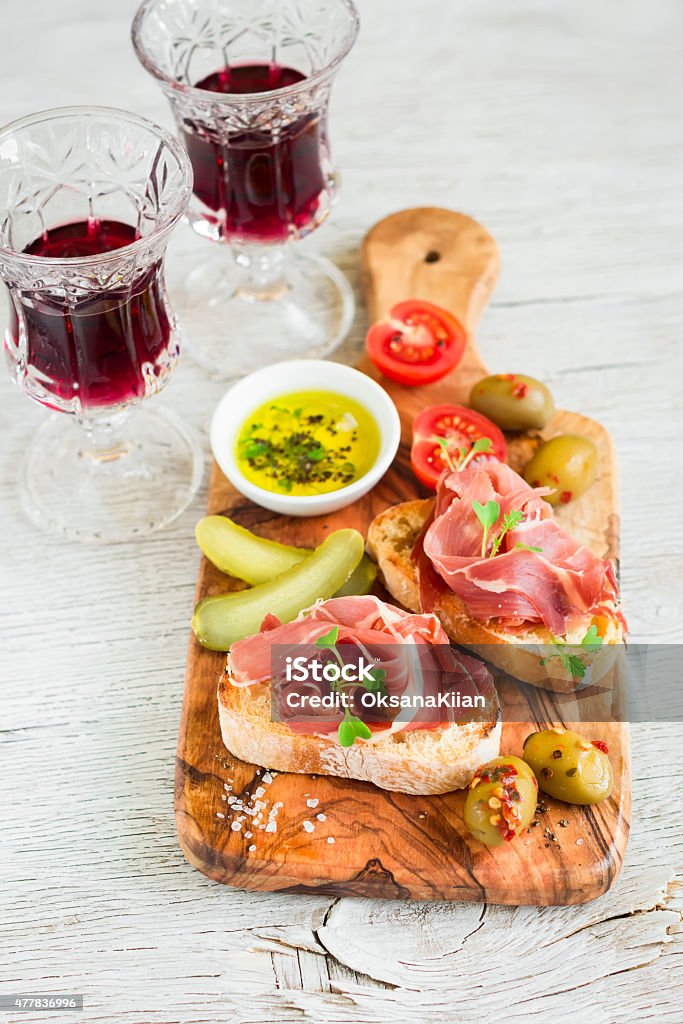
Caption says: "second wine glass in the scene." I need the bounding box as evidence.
[132,0,360,379]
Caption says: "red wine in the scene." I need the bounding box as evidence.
[9,220,173,409]
[184,63,326,242]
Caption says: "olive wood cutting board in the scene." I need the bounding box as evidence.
[176,208,630,904]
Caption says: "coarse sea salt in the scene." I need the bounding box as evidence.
[306,798,319,809]
[265,821,277,833]
[216,812,225,819]
[249,844,256,852]
[317,813,326,822]
[327,836,335,844]
[231,821,242,832]
[303,820,315,833]
[262,772,273,784]
[255,786,266,798]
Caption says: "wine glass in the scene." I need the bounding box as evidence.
[132,0,359,379]
[0,106,203,543]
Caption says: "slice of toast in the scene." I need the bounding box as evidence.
[366,500,623,692]
[217,673,501,795]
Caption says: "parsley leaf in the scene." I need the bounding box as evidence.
[540,629,600,680]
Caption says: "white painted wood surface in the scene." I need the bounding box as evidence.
[1,1,682,1021]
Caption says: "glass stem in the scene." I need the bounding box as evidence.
[232,242,288,301]
[77,410,133,464]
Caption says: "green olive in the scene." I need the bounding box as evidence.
[522,728,613,805]
[469,374,555,431]
[464,755,538,847]
[523,434,598,506]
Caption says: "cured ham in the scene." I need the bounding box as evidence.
[419,460,622,636]
[227,595,496,738]
[228,595,449,684]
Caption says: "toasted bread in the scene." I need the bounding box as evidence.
[217,673,501,795]
[366,500,623,692]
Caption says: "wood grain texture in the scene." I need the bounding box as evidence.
[2,2,682,1021]
[177,208,629,904]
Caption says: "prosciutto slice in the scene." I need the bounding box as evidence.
[420,460,622,636]
[227,595,495,738]
[228,595,449,684]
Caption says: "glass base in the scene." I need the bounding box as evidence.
[171,243,355,379]
[20,406,204,543]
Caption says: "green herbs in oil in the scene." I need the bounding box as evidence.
[236,391,381,497]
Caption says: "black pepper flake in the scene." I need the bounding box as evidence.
[544,827,557,842]
[559,819,569,828]
[537,802,548,814]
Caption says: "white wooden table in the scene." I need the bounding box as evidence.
[2,1,682,1021]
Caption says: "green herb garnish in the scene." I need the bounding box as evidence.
[241,438,271,459]
[459,436,493,471]
[315,626,340,651]
[472,499,500,557]
[338,708,372,747]
[489,509,524,557]
[314,627,385,745]
[238,398,366,493]
[540,639,586,679]
[581,624,603,652]
[540,627,602,679]
[364,665,388,696]
[471,503,536,558]
[431,435,493,474]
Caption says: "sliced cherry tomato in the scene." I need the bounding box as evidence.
[411,404,507,490]
[365,299,467,386]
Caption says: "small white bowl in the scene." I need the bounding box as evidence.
[210,360,401,517]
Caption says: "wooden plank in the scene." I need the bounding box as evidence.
[176,209,629,903]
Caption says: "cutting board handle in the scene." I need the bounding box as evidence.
[359,207,500,423]
[361,206,499,340]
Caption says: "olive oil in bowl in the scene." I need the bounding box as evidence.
[235,391,381,497]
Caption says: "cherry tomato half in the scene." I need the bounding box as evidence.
[365,300,467,386]
[411,404,507,490]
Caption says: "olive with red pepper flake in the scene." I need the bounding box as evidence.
[469,373,555,431]
[464,755,538,848]
[523,434,598,507]
[522,728,613,804]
